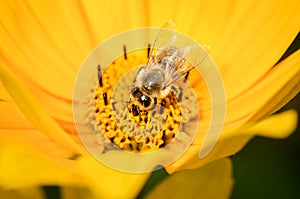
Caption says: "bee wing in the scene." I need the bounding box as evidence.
[147,21,177,66]
[164,44,209,87]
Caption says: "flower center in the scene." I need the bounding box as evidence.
[93,48,198,153]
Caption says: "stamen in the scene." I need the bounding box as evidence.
[159,105,164,114]
[97,65,103,87]
[178,88,183,102]
[103,92,108,105]
[147,44,151,58]
[184,71,190,83]
[123,45,127,60]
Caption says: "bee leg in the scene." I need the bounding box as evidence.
[97,65,103,87]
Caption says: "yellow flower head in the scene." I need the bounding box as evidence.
[0,0,299,198]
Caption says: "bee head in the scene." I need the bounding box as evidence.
[128,87,153,126]
[131,87,152,108]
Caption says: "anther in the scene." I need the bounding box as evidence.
[147,44,151,58]
[159,105,164,114]
[178,88,183,102]
[103,92,108,105]
[184,71,190,83]
[123,45,127,60]
[97,65,103,87]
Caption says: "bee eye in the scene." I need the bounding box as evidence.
[131,87,142,98]
[140,95,151,107]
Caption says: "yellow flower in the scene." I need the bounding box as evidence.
[0,0,299,198]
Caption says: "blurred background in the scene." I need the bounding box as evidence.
[231,93,300,199]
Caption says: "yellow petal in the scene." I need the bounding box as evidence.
[0,187,45,199]
[0,100,74,158]
[0,65,83,154]
[0,141,84,188]
[77,155,151,199]
[166,110,297,173]
[0,81,13,102]
[0,101,32,129]
[0,140,150,199]
[225,50,300,129]
[80,0,149,42]
[0,0,149,125]
[0,0,148,101]
[149,0,300,98]
[145,158,233,199]
[240,109,298,139]
[247,50,300,122]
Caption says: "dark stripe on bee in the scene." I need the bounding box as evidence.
[147,44,151,58]
[97,65,103,87]
[123,45,127,60]
[184,71,190,83]
[103,92,108,105]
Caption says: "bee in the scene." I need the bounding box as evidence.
[128,21,209,122]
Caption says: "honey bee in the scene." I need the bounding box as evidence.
[128,21,209,122]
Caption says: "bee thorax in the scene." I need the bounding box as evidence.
[141,69,165,95]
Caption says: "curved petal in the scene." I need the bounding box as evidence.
[226,50,300,129]
[0,140,150,199]
[166,109,298,173]
[0,129,74,158]
[145,158,233,199]
[0,0,148,100]
[0,65,83,154]
[0,101,32,129]
[0,0,149,126]
[77,156,150,199]
[0,81,13,102]
[0,141,84,188]
[0,101,73,158]
[240,109,298,139]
